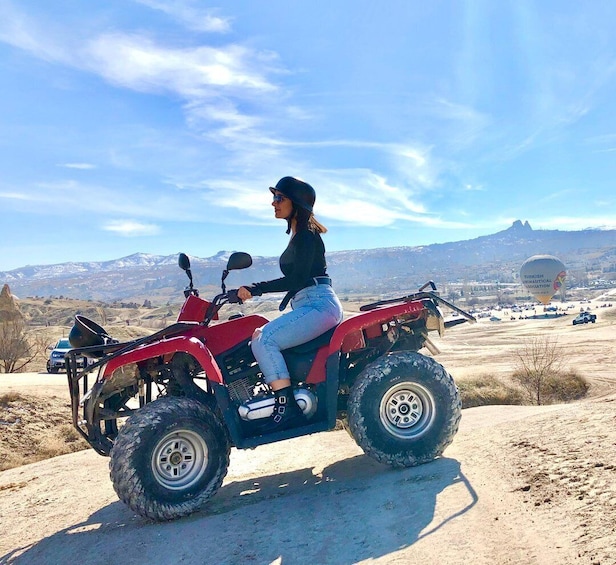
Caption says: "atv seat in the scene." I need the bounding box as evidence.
[282,324,338,355]
[282,325,339,384]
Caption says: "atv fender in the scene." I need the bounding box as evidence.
[328,299,428,354]
[104,335,224,384]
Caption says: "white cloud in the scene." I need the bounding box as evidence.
[103,220,160,236]
[185,99,264,142]
[134,0,231,33]
[84,34,278,97]
[0,6,279,104]
[188,167,471,231]
[58,163,96,170]
[0,191,35,201]
[0,4,72,63]
[9,179,198,222]
[0,3,489,236]
[0,6,284,164]
[531,217,616,231]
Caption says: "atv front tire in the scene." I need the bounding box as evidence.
[348,352,461,468]
[109,397,230,521]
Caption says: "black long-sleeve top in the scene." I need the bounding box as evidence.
[248,229,327,298]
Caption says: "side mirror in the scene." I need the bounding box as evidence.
[226,252,252,272]
[221,252,252,294]
[178,252,191,271]
[178,253,198,297]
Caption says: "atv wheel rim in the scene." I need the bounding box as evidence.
[379,382,436,440]
[151,429,208,490]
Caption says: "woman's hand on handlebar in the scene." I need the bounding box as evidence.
[237,286,253,302]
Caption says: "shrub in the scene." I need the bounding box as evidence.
[540,370,589,404]
[512,336,568,405]
[59,424,85,444]
[458,370,588,409]
[457,374,525,408]
[0,391,24,406]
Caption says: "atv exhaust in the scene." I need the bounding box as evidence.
[238,388,318,421]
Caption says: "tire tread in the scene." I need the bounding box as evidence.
[109,397,230,521]
[348,352,461,468]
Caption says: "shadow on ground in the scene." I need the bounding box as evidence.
[2,456,476,565]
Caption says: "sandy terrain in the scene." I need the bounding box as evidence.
[1,297,616,564]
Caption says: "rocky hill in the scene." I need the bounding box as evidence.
[1,221,615,303]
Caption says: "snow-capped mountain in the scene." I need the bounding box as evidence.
[2,222,615,303]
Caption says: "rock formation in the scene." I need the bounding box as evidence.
[0,284,23,323]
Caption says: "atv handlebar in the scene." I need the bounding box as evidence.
[225,289,242,304]
[203,289,243,325]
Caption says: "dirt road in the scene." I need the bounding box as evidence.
[3,398,613,565]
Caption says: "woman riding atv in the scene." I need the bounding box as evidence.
[237,176,343,432]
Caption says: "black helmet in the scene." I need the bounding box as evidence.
[269,176,316,212]
[69,315,117,357]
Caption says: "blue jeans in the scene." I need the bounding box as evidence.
[251,285,344,384]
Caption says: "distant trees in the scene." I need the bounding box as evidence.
[0,319,46,373]
[0,283,47,373]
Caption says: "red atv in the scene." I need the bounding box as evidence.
[66,252,475,521]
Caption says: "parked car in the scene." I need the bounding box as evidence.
[572,312,597,325]
[47,338,85,373]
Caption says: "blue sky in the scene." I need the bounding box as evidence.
[1,1,616,271]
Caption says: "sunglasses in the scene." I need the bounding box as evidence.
[272,194,287,203]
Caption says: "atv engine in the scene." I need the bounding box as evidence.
[227,373,317,421]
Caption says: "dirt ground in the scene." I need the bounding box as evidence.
[1,296,616,564]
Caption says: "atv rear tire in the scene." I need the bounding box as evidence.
[109,397,230,521]
[347,352,461,468]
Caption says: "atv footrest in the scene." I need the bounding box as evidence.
[236,420,332,449]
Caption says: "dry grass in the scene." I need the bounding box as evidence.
[534,370,589,404]
[458,374,525,408]
[0,391,23,405]
[0,392,89,471]
[458,370,589,409]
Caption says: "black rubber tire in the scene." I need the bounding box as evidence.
[347,352,461,468]
[48,366,59,374]
[109,397,230,521]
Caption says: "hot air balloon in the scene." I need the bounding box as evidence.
[519,255,567,305]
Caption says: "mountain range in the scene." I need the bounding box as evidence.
[2,221,615,303]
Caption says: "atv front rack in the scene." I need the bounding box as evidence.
[66,321,201,448]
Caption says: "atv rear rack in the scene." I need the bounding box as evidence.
[359,287,476,326]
